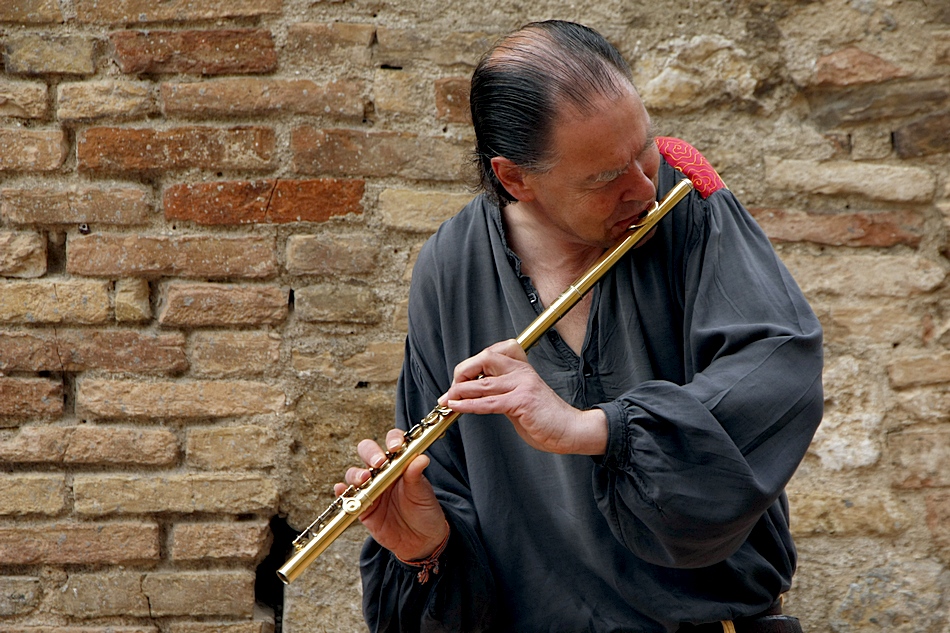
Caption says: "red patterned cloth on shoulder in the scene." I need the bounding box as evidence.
[655,136,727,199]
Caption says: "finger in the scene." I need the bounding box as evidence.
[344,466,371,486]
[402,454,430,484]
[486,338,528,362]
[385,428,406,452]
[357,438,388,469]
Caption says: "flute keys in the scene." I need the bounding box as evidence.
[342,497,363,515]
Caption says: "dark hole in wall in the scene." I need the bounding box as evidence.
[255,515,297,633]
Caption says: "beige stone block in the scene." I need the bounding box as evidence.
[0,80,48,118]
[287,22,375,66]
[0,474,65,515]
[170,520,271,561]
[67,235,278,279]
[75,0,280,22]
[780,252,946,298]
[76,379,286,419]
[162,78,363,119]
[377,188,470,233]
[0,330,185,374]
[343,341,404,383]
[786,489,908,537]
[73,473,278,515]
[888,352,950,389]
[57,80,157,121]
[0,426,178,465]
[4,34,95,74]
[0,0,62,23]
[0,576,39,616]
[49,571,150,617]
[2,186,152,225]
[190,331,280,377]
[159,283,288,327]
[286,235,378,276]
[295,283,381,324]
[0,231,46,277]
[0,279,111,324]
[0,522,160,564]
[376,27,494,67]
[889,428,950,488]
[114,278,152,322]
[765,156,936,203]
[374,68,429,115]
[0,128,67,172]
[143,571,255,617]
[186,425,278,469]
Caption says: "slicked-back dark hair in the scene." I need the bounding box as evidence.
[470,20,635,206]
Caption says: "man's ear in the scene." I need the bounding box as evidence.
[490,156,536,202]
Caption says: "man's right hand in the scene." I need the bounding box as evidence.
[335,428,448,561]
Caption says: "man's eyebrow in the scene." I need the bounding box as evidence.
[589,126,658,183]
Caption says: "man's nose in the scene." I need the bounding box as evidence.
[620,162,656,203]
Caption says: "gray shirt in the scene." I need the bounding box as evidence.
[361,161,824,632]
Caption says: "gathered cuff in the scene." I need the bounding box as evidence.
[593,401,628,470]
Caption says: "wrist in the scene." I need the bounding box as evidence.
[575,408,609,456]
[395,519,451,584]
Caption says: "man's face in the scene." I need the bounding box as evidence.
[520,85,661,249]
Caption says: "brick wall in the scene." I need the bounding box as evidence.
[0,1,948,632]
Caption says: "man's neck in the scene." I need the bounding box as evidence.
[501,201,604,280]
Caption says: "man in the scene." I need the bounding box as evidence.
[337,20,823,632]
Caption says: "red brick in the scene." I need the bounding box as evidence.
[0,522,159,564]
[0,0,63,23]
[110,30,277,75]
[435,77,470,123]
[2,186,152,225]
[66,234,278,279]
[0,128,67,172]
[0,330,187,373]
[77,126,275,173]
[76,0,281,23]
[170,520,270,561]
[291,126,468,180]
[164,179,364,225]
[812,47,910,87]
[0,425,178,465]
[162,78,364,119]
[749,208,924,248]
[0,377,62,420]
[158,282,288,326]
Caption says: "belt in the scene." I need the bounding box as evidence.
[678,599,803,633]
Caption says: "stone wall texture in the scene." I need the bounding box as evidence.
[1,0,948,631]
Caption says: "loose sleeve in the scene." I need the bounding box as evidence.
[593,189,823,569]
[360,235,498,632]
